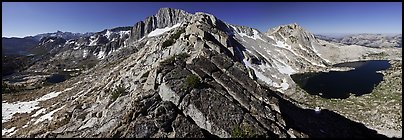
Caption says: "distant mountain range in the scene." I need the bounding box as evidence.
[1,27,130,56]
[315,33,402,48]
[2,31,90,56]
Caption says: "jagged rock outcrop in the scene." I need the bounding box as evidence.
[36,36,66,51]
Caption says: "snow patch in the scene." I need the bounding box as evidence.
[22,124,28,128]
[97,50,105,59]
[104,30,113,39]
[276,63,295,75]
[34,105,65,124]
[243,58,282,88]
[66,40,75,45]
[298,44,310,54]
[268,35,275,40]
[2,127,16,136]
[63,68,80,72]
[36,91,63,101]
[2,101,40,123]
[274,40,325,68]
[243,59,272,84]
[31,108,46,117]
[237,29,266,42]
[119,30,130,37]
[280,82,289,90]
[83,49,88,58]
[246,45,296,75]
[147,23,181,37]
[252,29,265,41]
[275,40,291,50]
[89,36,98,46]
[2,87,73,123]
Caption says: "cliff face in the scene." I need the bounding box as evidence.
[1,8,387,138]
[131,8,192,40]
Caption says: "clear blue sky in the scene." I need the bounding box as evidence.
[2,2,402,37]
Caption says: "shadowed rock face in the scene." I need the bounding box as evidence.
[274,92,386,138]
[2,8,388,138]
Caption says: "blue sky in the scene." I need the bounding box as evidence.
[2,2,402,37]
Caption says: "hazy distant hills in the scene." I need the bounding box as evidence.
[2,31,94,56]
[315,33,402,48]
[2,37,38,55]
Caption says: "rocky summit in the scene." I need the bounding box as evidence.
[2,8,400,138]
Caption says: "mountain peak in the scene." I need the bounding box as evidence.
[273,23,303,31]
[157,7,182,12]
[130,7,191,40]
[266,23,307,36]
[156,7,189,17]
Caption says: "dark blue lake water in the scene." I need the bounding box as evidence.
[47,74,67,83]
[291,60,391,99]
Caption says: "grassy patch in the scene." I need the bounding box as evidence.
[184,74,201,89]
[110,85,128,101]
[171,28,185,40]
[162,39,175,48]
[2,82,25,94]
[140,71,150,78]
[160,53,190,66]
[161,55,177,66]
[161,28,186,49]
[175,53,190,61]
[231,125,257,138]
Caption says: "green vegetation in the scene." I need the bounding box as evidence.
[161,55,177,65]
[2,82,25,94]
[175,53,190,60]
[2,54,33,76]
[50,113,71,130]
[366,51,388,59]
[231,125,257,138]
[184,74,201,89]
[160,53,190,66]
[29,47,48,56]
[140,70,150,78]
[161,28,186,49]
[171,28,186,40]
[110,85,128,101]
[162,39,175,48]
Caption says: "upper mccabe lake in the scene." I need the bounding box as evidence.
[291,60,391,99]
